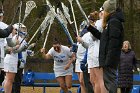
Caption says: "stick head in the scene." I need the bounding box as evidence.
[53,0,62,9]
[68,0,73,3]
[24,1,37,16]
[37,4,50,18]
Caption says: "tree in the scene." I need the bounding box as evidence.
[117,0,124,10]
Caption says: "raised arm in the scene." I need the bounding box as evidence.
[76,35,89,48]
[87,25,101,39]
[40,48,53,59]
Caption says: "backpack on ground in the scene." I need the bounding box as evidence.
[23,69,35,85]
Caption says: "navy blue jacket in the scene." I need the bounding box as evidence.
[118,50,137,88]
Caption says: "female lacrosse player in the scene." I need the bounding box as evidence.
[41,38,75,93]
[3,27,20,93]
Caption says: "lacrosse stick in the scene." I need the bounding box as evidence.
[42,23,52,48]
[61,2,73,24]
[39,13,52,34]
[10,1,22,25]
[59,2,77,37]
[57,8,68,28]
[57,8,74,44]
[28,11,52,44]
[19,4,48,45]
[53,0,77,37]
[43,15,55,48]
[22,0,37,23]
[18,0,22,36]
[0,0,4,12]
[31,12,55,53]
[68,0,79,36]
[46,0,74,44]
[75,0,89,25]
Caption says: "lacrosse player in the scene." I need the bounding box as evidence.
[0,8,8,84]
[3,25,20,93]
[87,0,124,92]
[41,38,75,93]
[11,23,35,93]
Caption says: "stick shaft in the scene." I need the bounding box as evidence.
[61,3,77,37]
[56,9,74,44]
[57,15,74,44]
[10,2,21,25]
[69,0,79,36]
[75,0,89,24]
[43,23,52,48]
[17,1,22,37]
[22,15,26,23]
[28,13,51,44]
[20,18,39,45]
[18,1,22,24]
[28,27,39,44]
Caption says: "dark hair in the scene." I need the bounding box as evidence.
[53,38,61,45]
[88,11,99,22]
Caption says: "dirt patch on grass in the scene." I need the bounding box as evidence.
[21,87,78,93]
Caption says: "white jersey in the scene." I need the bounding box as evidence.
[75,32,93,72]
[18,39,34,69]
[48,45,73,77]
[4,35,19,73]
[4,35,21,65]
[48,45,73,70]
[95,19,103,33]
[0,21,8,29]
[87,19,103,68]
[92,19,103,58]
[76,32,92,63]
[19,39,28,68]
[87,32,96,67]
[0,21,8,68]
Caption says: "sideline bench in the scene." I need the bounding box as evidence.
[131,74,140,93]
[22,72,80,93]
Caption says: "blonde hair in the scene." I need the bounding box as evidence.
[102,11,110,29]
[122,41,132,50]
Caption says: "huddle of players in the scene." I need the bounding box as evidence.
[0,0,124,92]
[0,9,35,93]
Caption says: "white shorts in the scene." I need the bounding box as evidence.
[3,54,18,73]
[87,57,99,68]
[4,63,17,73]
[54,65,73,78]
[75,62,82,72]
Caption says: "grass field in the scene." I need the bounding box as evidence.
[21,87,78,93]
[20,87,121,93]
[1,86,121,93]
